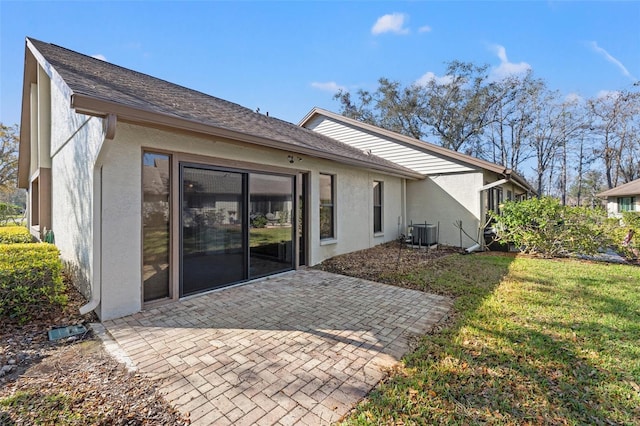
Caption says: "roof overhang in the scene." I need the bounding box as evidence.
[71,94,425,180]
[17,42,38,188]
[300,107,536,193]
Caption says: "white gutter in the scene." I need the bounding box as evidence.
[79,115,116,316]
[479,178,509,192]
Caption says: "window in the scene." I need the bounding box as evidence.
[487,187,503,214]
[319,174,335,240]
[142,152,171,302]
[618,197,636,213]
[373,181,383,233]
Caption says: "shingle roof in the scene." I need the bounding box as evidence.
[597,178,640,197]
[26,38,421,179]
[299,107,536,193]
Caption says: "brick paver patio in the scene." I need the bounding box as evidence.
[103,269,452,425]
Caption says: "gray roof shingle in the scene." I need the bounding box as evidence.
[597,178,640,197]
[27,38,420,178]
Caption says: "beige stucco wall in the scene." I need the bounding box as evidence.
[407,172,483,248]
[49,71,106,301]
[606,197,639,218]
[95,122,405,319]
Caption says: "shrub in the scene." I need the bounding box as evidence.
[0,202,23,226]
[251,215,268,228]
[0,243,66,324]
[0,226,33,244]
[604,211,640,259]
[491,197,611,257]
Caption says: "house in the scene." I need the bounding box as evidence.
[17,38,423,320]
[597,178,640,218]
[299,108,535,248]
[18,38,534,321]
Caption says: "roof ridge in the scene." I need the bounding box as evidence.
[27,37,259,117]
[24,38,422,179]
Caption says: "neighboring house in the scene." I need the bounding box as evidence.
[17,38,423,320]
[18,38,535,321]
[597,178,640,218]
[299,108,535,248]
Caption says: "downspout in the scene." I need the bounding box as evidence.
[80,114,116,316]
[401,178,407,237]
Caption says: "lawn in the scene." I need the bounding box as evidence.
[336,252,640,425]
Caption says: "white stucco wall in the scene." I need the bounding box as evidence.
[606,196,639,218]
[407,172,483,248]
[96,123,405,319]
[49,72,106,300]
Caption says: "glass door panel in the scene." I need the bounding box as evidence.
[181,167,245,296]
[249,173,294,278]
[142,152,171,302]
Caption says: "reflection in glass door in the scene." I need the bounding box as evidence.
[142,152,171,302]
[249,173,294,278]
[181,166,245,296]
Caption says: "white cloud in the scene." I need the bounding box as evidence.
[415,71,454,86]
[418,25,432,33]
[597,89,621,99]
[371,13,410,35]
[311,81,346,93]
[564,93,583,104]
[489,44,531,79]
[589,41,636,81]
[91,54,107,61]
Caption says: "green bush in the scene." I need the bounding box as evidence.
[0,226,33,244]
[0,243,66,324]
[0,202,23,226]
[251,215,268,228]
[491,197,611,257]
[605,211,640,259]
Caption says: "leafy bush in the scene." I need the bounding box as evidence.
[0,243,66,324]
[251,215,268,228]
[491,197,611,257]
[604,211,640,259]
[0,202,23,226]
[0,225,33,244]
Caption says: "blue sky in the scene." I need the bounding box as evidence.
[1,1,638,129]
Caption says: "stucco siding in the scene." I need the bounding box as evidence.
[305,116,475,175]
[606,196,639,218]
[96,123,404,319]
[407,173,483,248]
[49,76,105,301]
[99,135,143,319]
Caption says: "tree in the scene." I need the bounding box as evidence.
[334,78,425,139]
[417,61,499,156]
[0,124,19,191]
[588,90,640,189]
[487,70,541,173]
[568,170,604,208]
[334,61,500,156]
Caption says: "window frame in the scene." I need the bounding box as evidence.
[319,173,336,241]
[373,180,383,234]
[618,196,636,213]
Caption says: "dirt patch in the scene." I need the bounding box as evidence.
[0,280,189,425]
[315,241,460,287]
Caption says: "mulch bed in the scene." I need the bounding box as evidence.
[0,278,189,425]
[315,240,461,285]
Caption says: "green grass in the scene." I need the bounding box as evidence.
[250,226,292,247]
[344,254,640,425]
[0,391,100,424]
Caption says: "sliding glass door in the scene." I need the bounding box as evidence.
[180,165,296,297]
[249,173,294,278]
[181,166,246,296]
